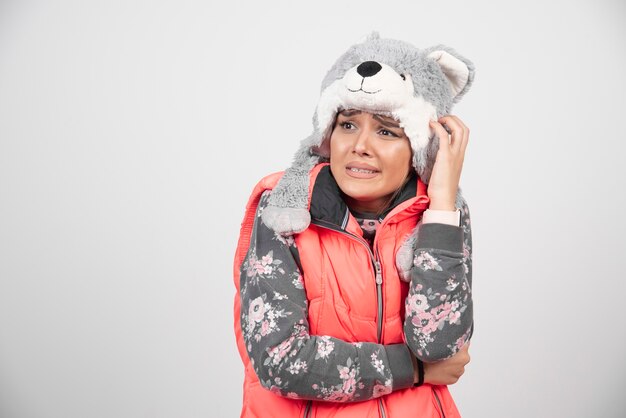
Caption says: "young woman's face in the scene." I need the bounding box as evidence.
[329,109,412,213]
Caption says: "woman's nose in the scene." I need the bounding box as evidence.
[353,129,372,156]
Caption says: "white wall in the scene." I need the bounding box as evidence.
[1,0,625,417]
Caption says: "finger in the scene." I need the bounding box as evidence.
[429,120,450,150]
[448,115,468,132]
[438,116,466,153]
[450,115,470,156]
[437,117,460,152]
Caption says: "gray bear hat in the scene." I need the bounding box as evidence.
[263,31,475,236]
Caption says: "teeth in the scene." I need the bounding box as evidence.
[350,167,376,173]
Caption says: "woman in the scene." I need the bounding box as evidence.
[233,34,474,418]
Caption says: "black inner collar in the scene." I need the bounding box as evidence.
[309,165,417,229]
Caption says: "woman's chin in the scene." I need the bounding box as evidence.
[339,187,382,205]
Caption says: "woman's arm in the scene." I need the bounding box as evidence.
[240,191,416,402]
[403,196,473,362]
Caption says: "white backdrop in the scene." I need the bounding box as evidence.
[1,0,625,417]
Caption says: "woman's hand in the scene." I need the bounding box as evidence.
[427,115,469,211]
[423,342,471,385]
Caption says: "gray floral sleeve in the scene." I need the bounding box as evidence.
[240,191,415,402]
[404,197,474,362]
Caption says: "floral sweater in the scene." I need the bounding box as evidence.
[239,189,473,402]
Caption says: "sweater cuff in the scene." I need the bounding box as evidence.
[416,223,464,253]
[385,344,415,391]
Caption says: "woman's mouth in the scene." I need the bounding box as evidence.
[345,164,380,179]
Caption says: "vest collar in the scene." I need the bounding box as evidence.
[308,163,430,231]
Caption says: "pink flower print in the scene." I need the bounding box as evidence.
[254,261,266,275]
[287,359,308,375]
[407,293,430,315]
[339,369,358,396]
[317,336,335,359]
[450,300,460,311]
[370,351,385,374]
[261,254,273,265]
[414,251,443,271]
[266,336,295,365]
[446,277,459,291]
[373,383,391,397]
[339,366,350,380]
[294,321,309,339]
[342,377,356,395]
[326,391,349,402]
[456,333,468,350]
[278,345,290,360]
[248,297,265,323]
[246,254,260,277]
[260,320,270,336]
[431,303,452,322]
[411,310,432,328]
[422,318,440,335]
[449,310,461,324]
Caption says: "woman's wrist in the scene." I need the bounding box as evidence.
[428,200,456,211]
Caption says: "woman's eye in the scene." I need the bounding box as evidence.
[379,129,398,138]
[340,121,355,130]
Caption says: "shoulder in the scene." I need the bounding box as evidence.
[241,170,285,212]
[252,170,286,194]
[247,163,330,204]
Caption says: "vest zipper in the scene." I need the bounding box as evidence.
[302,399,312,418]
[311,217,388,418]
[378,398,387,418]
[374,259,383,342]
[310,220,384,343]
[432,387,446,418]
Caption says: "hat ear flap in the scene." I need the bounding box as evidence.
[261,141,318,236]
[262,103,337,235]
[425,46,475,104]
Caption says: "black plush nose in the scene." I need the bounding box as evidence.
[356,61,382,77]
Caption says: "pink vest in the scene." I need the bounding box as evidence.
[234,164,462,417]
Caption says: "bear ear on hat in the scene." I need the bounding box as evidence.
[424,45,476,104]
[353,30,381,45]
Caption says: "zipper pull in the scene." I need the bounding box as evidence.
[375,261,383,284]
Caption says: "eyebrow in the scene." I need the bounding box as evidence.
[339,109,362,117]
[373,114,400,129]
[338,109,401,129]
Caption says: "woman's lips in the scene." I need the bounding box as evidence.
[345,166,380,179]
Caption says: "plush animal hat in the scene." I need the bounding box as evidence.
[262,31,475,235]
